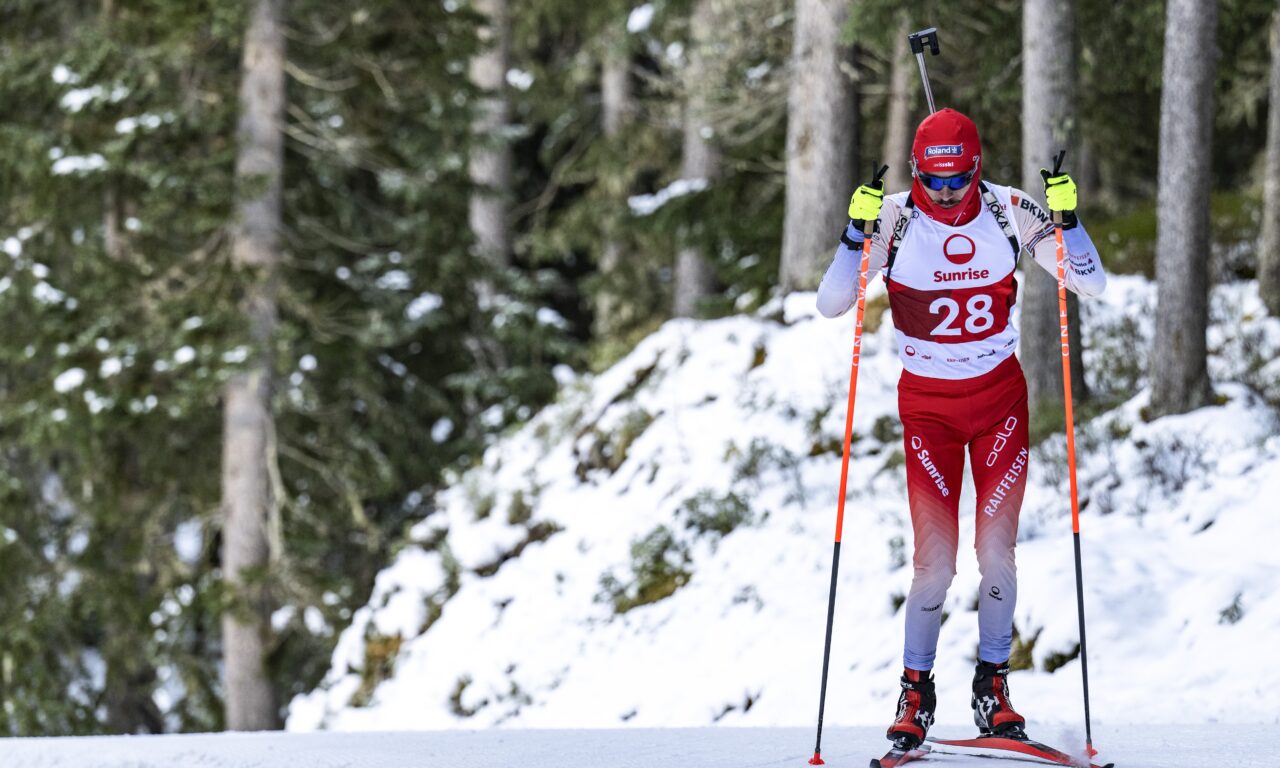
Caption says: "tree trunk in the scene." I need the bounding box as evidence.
[1261,8,1280,316]
[779,0,856,293]
[597,25,631,336]
[1021,0,1088,437]
[882,12,913,196]
[1150,0,1217,417]
[468,0,512,274]
[602,37,630,139]
[673,0,719,318]
[222,0,285,731]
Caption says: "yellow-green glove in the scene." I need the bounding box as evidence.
[848,181,885,231]
[1040,169,1077,212]
[1039,169,1078,228]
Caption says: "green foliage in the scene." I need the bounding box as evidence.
[887,535,906,571]
[678,490,754,538]
[1219,592,1245,625]
[597,525,692,614]
[1043,643,1081,674]
[574,407,656,477]
[1007,625,1040,672]
[447,674,487,718]
[1087,192,1261,279]
[350,633,402,708]
[0,0,565,736]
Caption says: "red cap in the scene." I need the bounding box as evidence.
[911,108,981,175]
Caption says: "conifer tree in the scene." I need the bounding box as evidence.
[779,0,855,293]
[1150,0,1217,416]
[1261,7,1280,315]
[222,0,285,731]
[1021,0,1089,438]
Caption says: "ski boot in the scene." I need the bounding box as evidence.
[886,668,936,749]
[971,660,1027,738]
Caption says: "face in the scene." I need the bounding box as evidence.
[919,172,973,208]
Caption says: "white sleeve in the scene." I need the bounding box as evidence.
[816,204,895,318]
[1010,187,1107,297]
[1028,222,1107,297]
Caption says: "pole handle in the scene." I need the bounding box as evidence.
[908,27,940,56]
[1050,150,1067,225]
[863,165,888,236]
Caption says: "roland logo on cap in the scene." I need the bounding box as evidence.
[924,144,964,158]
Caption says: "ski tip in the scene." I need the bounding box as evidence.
[869,761,881,768]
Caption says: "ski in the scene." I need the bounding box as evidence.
[927,735,1113,768]
[871,742,930,768]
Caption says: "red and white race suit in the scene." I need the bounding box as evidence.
[816,184,1106,671]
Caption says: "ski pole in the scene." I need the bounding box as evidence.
[1050,149,1098,758]
[809,164,888,767]
[907,28,941,114]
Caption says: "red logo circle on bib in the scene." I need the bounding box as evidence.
[943,234,977,265]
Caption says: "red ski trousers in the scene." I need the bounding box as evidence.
[897,354,1030,671]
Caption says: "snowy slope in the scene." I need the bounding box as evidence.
[289,276,1280,734]
[4,724,1279,768]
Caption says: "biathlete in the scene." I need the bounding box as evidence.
[816,107,1106,748]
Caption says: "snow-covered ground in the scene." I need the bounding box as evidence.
[5,278,1279,766]
[4,724,1278,768]
[284,275,1280,736]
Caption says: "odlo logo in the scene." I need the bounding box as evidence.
[985,416,1018,467]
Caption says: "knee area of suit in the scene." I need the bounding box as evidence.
[910,564,958,595]
[974,546,1015,574]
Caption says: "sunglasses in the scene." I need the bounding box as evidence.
[917,170,974,191]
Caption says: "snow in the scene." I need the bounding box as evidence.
[99,358,123,378]
[506,68,534,91]
[84,389,111,414]
[628,4,655,33]
[174,520,203,564]
[59,83,129,112]
[32,281,67,304]
[746,62,772,85]
[53,368,86,393]
[51,153,107,175]
[628,177,709,216]
[406,292,444,320]
[287,276,1280,737]
[0,724,1276,767]
[115,112,171,134]
[5,277,1278,766]
[51,64,80,85]
[376,270,411,291]
[536,306,569,329]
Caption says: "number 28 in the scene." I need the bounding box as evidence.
[929,294,994,336]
